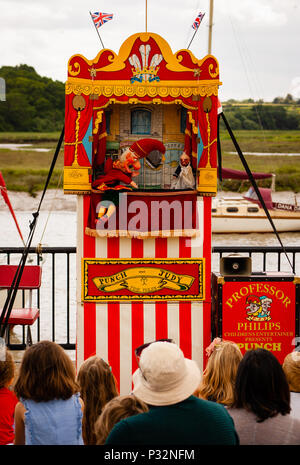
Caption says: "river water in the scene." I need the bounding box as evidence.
[1,190,299,360]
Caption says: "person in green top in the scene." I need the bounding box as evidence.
[105,340,239,446]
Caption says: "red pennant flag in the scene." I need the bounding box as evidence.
[0,171,24,243]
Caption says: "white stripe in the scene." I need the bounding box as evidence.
[191,301,203,372]
[143,303,156,342]
[119,303,132,395]
[95,303,108,363]
[76,196,84,371]
[167,302,180,345]
[143,238,156,258]
[166,237,179,258]
[119,238,132,259]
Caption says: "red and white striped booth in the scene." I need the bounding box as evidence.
[64,32,221,393]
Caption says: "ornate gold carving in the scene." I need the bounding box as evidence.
[63,166,91,192]
[72,95,86,111]
[197,167,217,196]
[203,96,212,113]
[208,63,219,78]
[93,110,104,134]
[65,81,220,98]
[205,113,211,168]
[68,62,81,76]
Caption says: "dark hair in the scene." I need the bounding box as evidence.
[0,349,15,388]
[14,340,79,401]
[232,349,290,422]
[77,356,119,445]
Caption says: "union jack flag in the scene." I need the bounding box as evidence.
[192,12,205,30]
[91,12,113,28]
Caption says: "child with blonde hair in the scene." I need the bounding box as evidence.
[95,395,149,445]
[198,338,243,406]
[77,356,119,445]
[0,343,18,445]
[282,350,300,418]
[14,340,84,445]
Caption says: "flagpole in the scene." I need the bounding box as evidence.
[89,11,105,49]
[208,0,214,54]
[145,0,148,32]
[187,28,198,50]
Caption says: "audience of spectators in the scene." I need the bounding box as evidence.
[198,338,243,406]
[6,337,300,447]
[77,355,119,445]
[104,340,239,445]
[227,348,300,445]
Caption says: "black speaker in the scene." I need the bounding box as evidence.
[220,254,252,276]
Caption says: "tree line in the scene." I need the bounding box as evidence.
[220,95,300,131]
[0,64,299,132]
[0,64,65,131]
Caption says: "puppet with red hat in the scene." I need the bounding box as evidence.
[93,138,166,223]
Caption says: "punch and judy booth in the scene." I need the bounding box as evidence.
[64,32,221,393]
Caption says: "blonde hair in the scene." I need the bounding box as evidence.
[282,351,300,392]
[95,395,148,445]
[198,340,242,406]
[77,356,119,445]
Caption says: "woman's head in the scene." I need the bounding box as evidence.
[198,339,242,405]
[0,348,15,388]
[233,348,290,421]
[282,351,300,392]
[77,356,119,445]
[95,395,148,445]
[14,340,78,401]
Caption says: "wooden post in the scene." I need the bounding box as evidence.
[208,0,214,54]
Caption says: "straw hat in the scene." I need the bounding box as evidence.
[133,341,201,406]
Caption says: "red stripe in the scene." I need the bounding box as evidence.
[203,197,212,366]
[131,302,144,374]
[179,236,192,358]
[131,238,144,375]
[83,195,96,359]
[107,302,120,392]
[107,237,120,390]
[131,238,143,258]
[179,236,191,258]
[107,237,120,257]
[155,302,168,340]
[155,237,168,340]
[179,302,192,359]
[155,237,167,257]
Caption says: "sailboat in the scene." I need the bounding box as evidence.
[212,168,300,233]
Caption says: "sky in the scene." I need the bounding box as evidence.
[0,0,300,101]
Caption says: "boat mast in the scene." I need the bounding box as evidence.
[145,0,148,32]
[208,0,214,54]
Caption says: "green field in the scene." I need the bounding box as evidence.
[0,130,300,194]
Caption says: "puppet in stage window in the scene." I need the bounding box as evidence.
[171,152,196,190]
[92,138,166,224]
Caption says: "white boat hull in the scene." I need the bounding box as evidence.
[212,195,300,233]
[212,216,300,233]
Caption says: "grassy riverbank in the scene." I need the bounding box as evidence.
[0,130,300,194]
